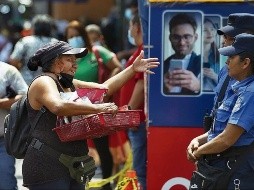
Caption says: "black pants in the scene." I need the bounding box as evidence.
[93,135,113,190]
[28,178,84,190]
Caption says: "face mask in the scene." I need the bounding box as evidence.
[128,29,136,46]
[58,73,74,88]
[68,36,85,48]
[124,8,132,20]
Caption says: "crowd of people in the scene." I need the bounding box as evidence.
[0,0,154,189]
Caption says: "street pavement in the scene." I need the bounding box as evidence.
[15,159,27,190]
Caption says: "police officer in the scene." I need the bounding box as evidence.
[188,33,254,189]
[213,13,254,119]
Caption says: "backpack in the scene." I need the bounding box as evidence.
[4,95,46,159]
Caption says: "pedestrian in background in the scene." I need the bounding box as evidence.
[0,28,13,63]
[9,14,58,85]
[65,20,122,190]
[0,62,28,190]
[120,13,147,190]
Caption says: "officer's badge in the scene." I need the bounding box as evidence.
[232,98,242,113]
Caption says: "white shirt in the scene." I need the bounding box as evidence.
[0,63,28,136]
[0,35,13,63]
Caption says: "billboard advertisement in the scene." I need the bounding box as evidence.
[148,1,254,127]
[147,1,254,189]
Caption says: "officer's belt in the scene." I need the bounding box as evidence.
[204,144,253,161]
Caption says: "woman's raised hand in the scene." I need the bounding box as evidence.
[132,50,160,74]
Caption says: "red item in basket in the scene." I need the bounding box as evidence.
[76,88,107,103]
[53,88,141,142]
[53,110,141,142]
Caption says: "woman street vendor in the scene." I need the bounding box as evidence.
[22,41,159,189]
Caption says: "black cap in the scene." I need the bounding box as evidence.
[218,33,254,56]
[217,13,254,37]
[27,41,88,71]
[30,41,88,67]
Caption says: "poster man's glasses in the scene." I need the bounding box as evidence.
[170,34,194,43]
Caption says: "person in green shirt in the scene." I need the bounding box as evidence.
[65,20,122,83]
[75,45,117,82]
[65,20,122,190]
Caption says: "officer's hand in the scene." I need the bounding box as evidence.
[186,138,199,162]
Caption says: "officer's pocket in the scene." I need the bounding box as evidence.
[189,160,226,190]
[216,110,229,122]
[215,104,231,131]
[189,171,207,190]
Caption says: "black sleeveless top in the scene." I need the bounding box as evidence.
[22,75,89,186]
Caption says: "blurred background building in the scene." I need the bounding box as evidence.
[0,0,134,54]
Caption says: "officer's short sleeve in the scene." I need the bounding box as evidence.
[229,92,254,132]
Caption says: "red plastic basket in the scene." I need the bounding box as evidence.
[52,110,141,142]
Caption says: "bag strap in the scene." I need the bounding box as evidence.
[30,138,90,162]
[214,75,230,110]
[92,46,104,83]
[26,75,49,136]
[27,100,46,136]
[30,138,61,159]
[92,46,103,67]
[27,74,65,136]
[209,75,230,119]
[30,138,95,185]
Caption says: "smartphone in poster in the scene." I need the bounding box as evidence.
[169,59,184,70]
[162,10,203,96]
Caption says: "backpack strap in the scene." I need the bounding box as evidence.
[27,74,63,136]
[27,73,76,131]
[27,98,46,137]
[34,73,76,92]
[29,73,65,93]
[26,74,54,128]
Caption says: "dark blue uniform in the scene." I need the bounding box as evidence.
[213,65,236,109]
[208,75,254,189]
